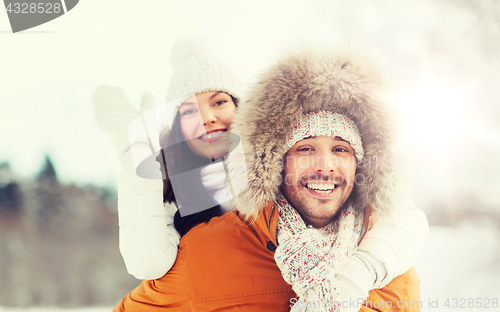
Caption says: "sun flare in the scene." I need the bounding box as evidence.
[392,70,475,155]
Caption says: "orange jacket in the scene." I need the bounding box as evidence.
[114,203,420,311]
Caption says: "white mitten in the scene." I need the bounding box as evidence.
[357,201,428,288]
[200,160,233,212]
[334,253,378,312]
[94,85,180,280]
[93,85,160,171]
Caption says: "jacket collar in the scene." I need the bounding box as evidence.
[252,202,279,246]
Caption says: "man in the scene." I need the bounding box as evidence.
[113,45,421,311]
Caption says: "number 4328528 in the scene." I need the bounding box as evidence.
[444,298,498,309]
[5,3,62,14]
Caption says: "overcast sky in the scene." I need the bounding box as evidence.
[1,0,499,213]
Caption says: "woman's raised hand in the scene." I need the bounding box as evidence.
[93,85,161,171]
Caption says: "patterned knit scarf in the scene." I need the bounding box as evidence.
[274,194,364,312]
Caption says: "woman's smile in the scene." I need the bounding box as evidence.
[179,91,236,160]
[198,129,228,143]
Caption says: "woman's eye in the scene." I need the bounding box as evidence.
[297,147,313,152]
[214,100,227,106]
[181,109,196,116]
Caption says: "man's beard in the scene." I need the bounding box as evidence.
[280,181,354,228]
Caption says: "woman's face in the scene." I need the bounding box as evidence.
[179,91,236,160]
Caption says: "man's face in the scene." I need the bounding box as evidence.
[282,136,357,228]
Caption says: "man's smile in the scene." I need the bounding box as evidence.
[304,182,339,197]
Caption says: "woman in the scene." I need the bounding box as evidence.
[160,90,239,236]
[94,40,428,301]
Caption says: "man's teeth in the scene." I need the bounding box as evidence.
[200,131,223,139]
[306,183,337,193]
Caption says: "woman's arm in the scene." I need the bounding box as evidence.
[357,200,429,288]
[93,85,181,280]
[333,201,429,311]
[118,150,180,280]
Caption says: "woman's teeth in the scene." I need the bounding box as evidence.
[200,131,224,139]
[306,183,337,194]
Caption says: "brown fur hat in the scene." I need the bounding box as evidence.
[227,44,409,219]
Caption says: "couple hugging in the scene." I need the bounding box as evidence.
[94,40,428,312]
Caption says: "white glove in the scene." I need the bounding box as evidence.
[334,253,377,312]
[93,85,180,280]
[357,201,429,288]
[200,160,226,190]
[93,85,160,171]
[200,160,233,212]
[289,253,376,312]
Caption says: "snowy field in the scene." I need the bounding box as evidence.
[415,223,500,311]
[1,224,499,312]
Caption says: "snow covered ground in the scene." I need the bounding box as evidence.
[415,223,500,311]
[1,224,499,312]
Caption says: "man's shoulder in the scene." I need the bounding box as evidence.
[180,209,275,247]
[177,211,272,267]
[180,211,248,246]
[173,210,294,308]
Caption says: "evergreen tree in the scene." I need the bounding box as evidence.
[37,155,58,181]
[35,155,62,230]
[0,162,23,215]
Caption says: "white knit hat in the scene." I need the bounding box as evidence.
[285,111,364,162]
[133,39,244,180]
[164,38,244,122]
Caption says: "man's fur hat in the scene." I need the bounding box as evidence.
[227,44,409,219]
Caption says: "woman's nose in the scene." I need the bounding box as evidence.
[200,107,217,125]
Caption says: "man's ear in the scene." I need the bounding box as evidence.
[358,204,374,245]
[366,204,377,231]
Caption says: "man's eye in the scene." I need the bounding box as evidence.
[333,147,348,152]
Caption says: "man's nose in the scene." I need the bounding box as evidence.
[315,150,337,173]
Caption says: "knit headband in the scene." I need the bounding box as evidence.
[284,111,364,162]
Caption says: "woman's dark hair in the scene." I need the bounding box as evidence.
[157,95,238,236]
